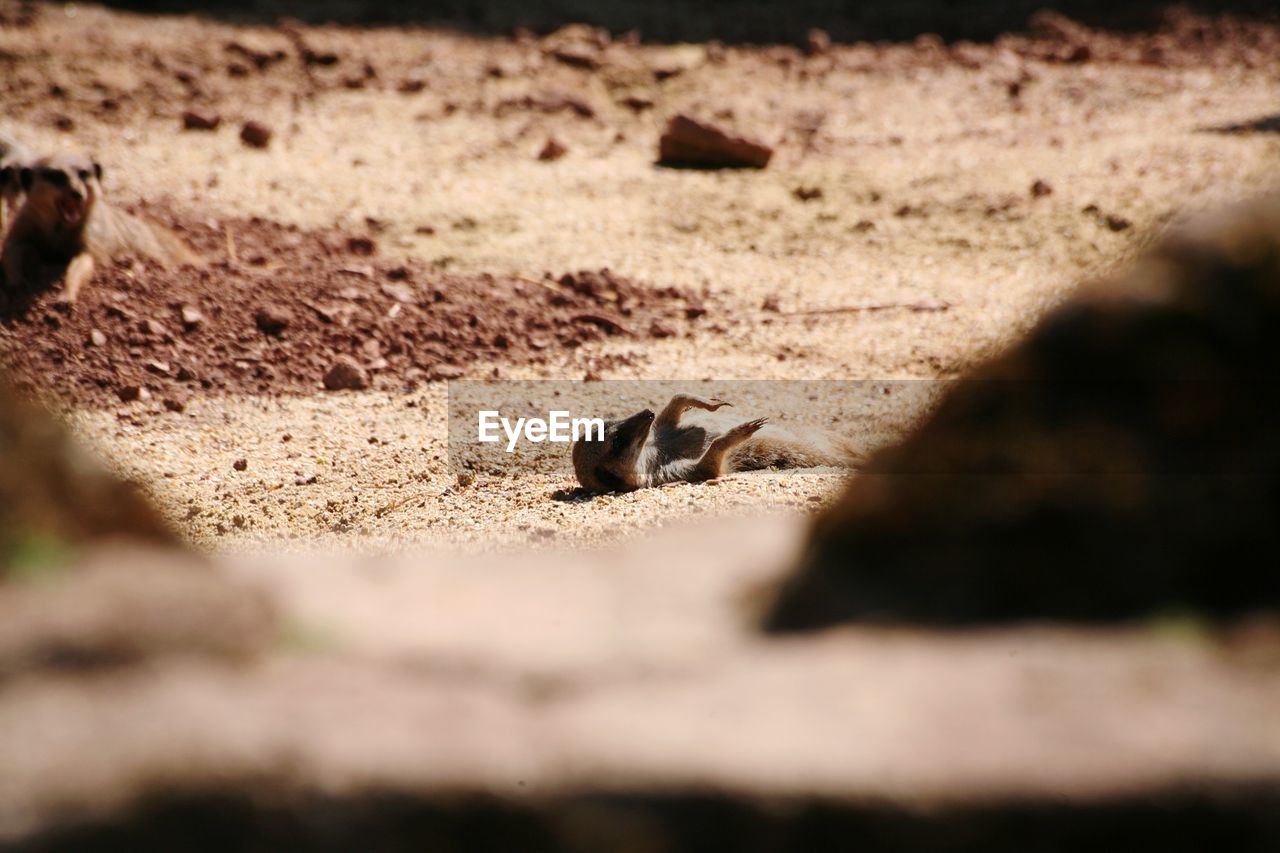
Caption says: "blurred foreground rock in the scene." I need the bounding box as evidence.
[0,547,274,680]
[3,516,1280,850]
[0,380,276,696]
[766,194,1280,630]
[0,381,175,567]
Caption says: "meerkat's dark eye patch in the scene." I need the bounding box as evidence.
[93,162,103,180]
[77,169,91,182]
[594,467,626,491]
[39,169,69,188]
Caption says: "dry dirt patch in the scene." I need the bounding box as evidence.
[0,207,713,408]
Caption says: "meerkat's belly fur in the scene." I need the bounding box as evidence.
[652,410,854,479]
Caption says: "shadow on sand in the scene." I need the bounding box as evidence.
[94,0,1279,44]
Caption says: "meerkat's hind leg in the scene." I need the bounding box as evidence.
[58,252,95,304]
[689,416,768,482]
[655,393,733,430]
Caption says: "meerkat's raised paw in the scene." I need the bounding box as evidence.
[727,416,768,439]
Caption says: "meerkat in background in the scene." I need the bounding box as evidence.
[1,152,203,304]
[0,128,33,235]
[572,393,862,493]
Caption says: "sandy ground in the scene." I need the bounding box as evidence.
[2,3,1279,552]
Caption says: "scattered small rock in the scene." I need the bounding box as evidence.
[162,397,186,413]
[647,43,706,81]
[239,120,272,149]
[430,364,465,381]
[182,109,221,131]
[538,138,568,161]
[139,318,170,338]
[323,357,369,391]
[178,305,204,329]
[254,304,292,336]
[116,384,143,403]
[1083,204,1133,232]
[87,329,107,347]
[762,294,781,312]
[648,319,676,338]
[347,236,376,256]
[793,186,823,202]
[549,44,600,70]
[805,28,831,56]
[1031,179,1053,198]
[496,90,596,119]
[232,458,247,472]
[397,74,427,94]
[456,471,475,488]
[225,39,286,70]
[622,94,654,112]
[658,114,773,169]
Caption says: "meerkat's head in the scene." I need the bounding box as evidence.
[571,407,655,493]
[19,153,102,230]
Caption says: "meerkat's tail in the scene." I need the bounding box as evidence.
[729,424,864,472]
[91,206,206,269]
[144,218,206,268]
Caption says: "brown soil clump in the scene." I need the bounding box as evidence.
[0,207,711,409]
[765,194,1280,630]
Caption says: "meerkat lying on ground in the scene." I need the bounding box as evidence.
[1,152,202,304]
[572,393,861,492]
[0,128,33,235]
